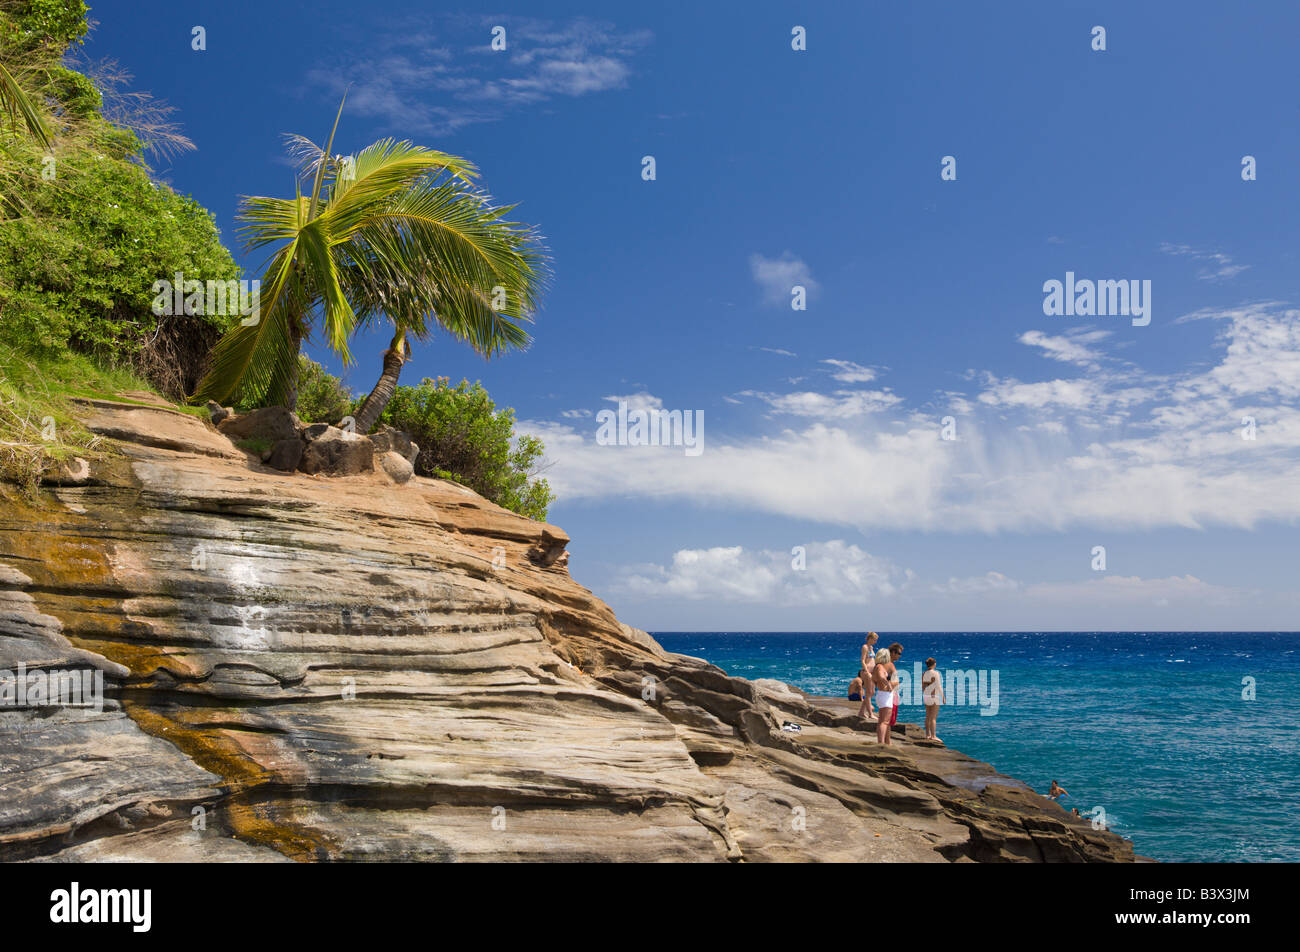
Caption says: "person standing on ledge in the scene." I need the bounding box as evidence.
[1048,780,1069,801]
[922,657,944,741]
[887,642,904,731]
[872,648,896,745]
[857,632,879,719]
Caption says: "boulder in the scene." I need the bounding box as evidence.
[378,451,414,485]
[263,438,304,472]
[370,425,419,465]
[75,398,246,461]
[298,427,374,476]
[217,406,300,444]
[527,526,571,567]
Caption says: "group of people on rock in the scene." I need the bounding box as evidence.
[846,634,1088,819]
[846,631,944,746]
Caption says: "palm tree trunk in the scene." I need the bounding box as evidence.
[353,330,408,434]
[283,322,303,410]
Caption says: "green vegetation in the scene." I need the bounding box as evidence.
[0,0,238,483]
[0,338,148,490]
[0,1,239,398]
[293,355,355,424]
[1,157,240,384]
[1,0,84,148]
[0,2,555,520]
[381,377,553,521]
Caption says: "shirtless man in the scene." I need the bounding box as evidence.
[857,632,879,718]
[872,648,896,745]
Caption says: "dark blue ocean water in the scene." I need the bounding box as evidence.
[655,632,1300,863]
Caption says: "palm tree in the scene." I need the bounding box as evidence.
[192,98,517,410]
[343,198,546,435]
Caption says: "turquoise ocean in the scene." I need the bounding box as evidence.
[654,631,1300,862]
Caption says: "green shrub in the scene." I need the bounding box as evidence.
[2,0,90,52]
[0,143,240,387]
[293,356,355,424]
[380,377,554,521]
[0,0,240,400]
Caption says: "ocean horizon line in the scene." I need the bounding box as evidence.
[649,629,1300,635]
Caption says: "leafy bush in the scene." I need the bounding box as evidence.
[2,0,90,52]
[380,377,554,521]
[0,0,240,399]
[293,356,355,424]
[0,156,239,387]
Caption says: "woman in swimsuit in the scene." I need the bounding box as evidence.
[858,633,878,719]
[872,648,895,745]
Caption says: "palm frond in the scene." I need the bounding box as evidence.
[0,61,51,148]
[430,281,532,358]
[237,193,309,251]
[294,216,356,360]
[282,132,325,181]
[307,93,347,222]
[325,139,478,232]
[190,244,303,405]
[210,108,549,407]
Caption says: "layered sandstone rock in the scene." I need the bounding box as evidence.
[0,400,1136,862]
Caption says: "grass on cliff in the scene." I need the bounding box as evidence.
[0,341,159,492]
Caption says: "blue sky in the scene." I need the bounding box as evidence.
[89,1,1300,630]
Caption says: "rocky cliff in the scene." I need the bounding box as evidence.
[0,397,1135,862]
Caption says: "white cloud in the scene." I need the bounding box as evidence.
[1159,242,1250,282]
[750,252,818,306]
[930,571,1021,597]
[738,389,901,418]
[523,304,1300,534]
[976,376,1106,411]
[614,541,904,604]
[609,547,1272,626]
[602,391,663,411]
[305,17,651,135]
[1020,573,1245,608]
[1018,329,1110,370]
[820,359,877,383]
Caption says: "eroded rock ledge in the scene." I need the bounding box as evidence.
[0,400,1135,862]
